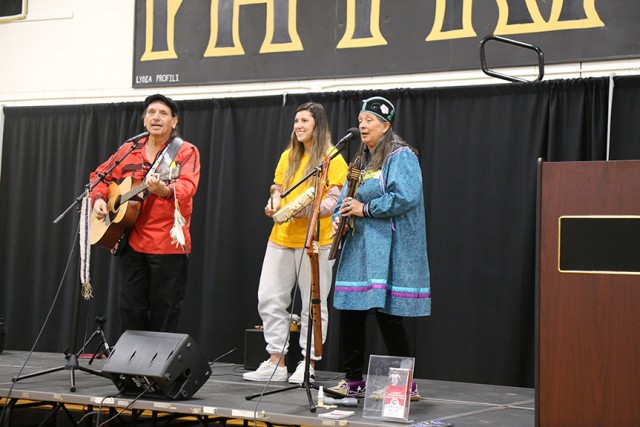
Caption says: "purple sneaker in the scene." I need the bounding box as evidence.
[370,380,421,401]
[327,379,366,398]
[411,380,421,401]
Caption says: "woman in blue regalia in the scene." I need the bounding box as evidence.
[328,96,431,400]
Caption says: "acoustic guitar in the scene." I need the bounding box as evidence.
[90,166,181,249]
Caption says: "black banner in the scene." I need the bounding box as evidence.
[0,0,26,21]
[133,0,640,88]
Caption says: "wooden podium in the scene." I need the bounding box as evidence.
[537,160,640,426]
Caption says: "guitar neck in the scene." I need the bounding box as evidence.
[121,183,149,203]
[119,167,180,203]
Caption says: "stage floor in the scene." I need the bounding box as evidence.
[0,350,534,426]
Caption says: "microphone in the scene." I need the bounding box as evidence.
[125,131,150,143]
[337,127,360,145]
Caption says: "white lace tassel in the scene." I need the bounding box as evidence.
[79,194,93,299]
[170,187,187,252]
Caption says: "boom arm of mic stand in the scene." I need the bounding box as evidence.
[281,137,353,198]
[53,141,140,224]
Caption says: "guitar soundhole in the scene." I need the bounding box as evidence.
[113,196,122,211]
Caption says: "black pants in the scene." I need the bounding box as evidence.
[340,309,410,381]
[118,245,188,334]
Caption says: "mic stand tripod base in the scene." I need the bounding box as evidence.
[244,351,320,412]
[12,320,111,392]
[81,324,112,366]
[12,353,107,393]
[245,322,320,411]
[244,380,319,413]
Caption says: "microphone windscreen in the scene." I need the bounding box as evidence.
[346,127,360,139]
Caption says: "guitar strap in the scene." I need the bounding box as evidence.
[142,137,184,199]
[148,136,184,176]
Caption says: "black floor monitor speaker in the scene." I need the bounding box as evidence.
[101,330,211,400]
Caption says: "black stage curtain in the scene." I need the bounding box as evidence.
[2,76,630,388]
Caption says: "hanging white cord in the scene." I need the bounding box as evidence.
[606,73,615,161]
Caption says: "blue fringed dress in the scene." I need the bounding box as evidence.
[333,146,431,317]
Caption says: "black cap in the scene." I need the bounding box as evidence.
[360,96,395,123]
[144,94,178,116]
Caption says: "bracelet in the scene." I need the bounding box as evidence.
[163,187,173,199]
[362,203,370,217]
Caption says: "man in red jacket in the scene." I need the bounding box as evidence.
[90,94,200,334]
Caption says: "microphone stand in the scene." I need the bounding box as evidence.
[246,131,358,412]
[13,138,141,392]
[53,140,141,224]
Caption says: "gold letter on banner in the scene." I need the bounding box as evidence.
[494,0,604,34]
[426,0,476,41]
[204,0,302,57]
[337,0,387,49]
[140,0,184,61]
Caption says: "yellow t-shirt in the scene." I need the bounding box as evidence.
[269,149,348,247]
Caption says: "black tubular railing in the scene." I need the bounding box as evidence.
[480,35,545,83]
